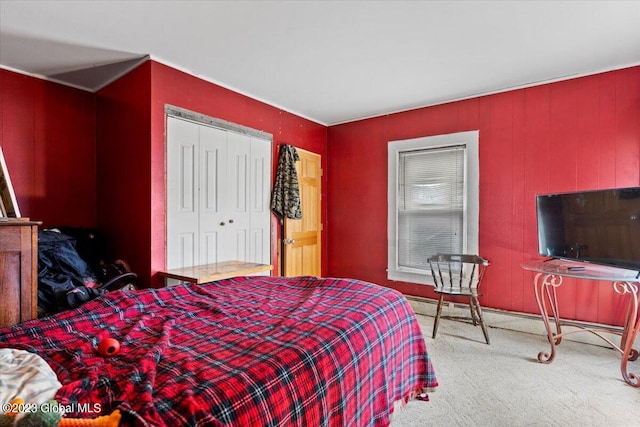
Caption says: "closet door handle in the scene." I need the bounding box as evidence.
[220,222,225,226]
[229,219,234,224]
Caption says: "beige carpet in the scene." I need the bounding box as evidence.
[391,314,640,427]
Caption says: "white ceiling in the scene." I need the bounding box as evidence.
[1,1,639,126]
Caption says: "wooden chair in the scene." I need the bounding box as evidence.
[428,254,491,344]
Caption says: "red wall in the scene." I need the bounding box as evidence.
[96,62,152,279]
[149,62,328,285]
[3,61,638,327]
[327,66,640,326]
[0,69,96,228]
[96,60,328,287]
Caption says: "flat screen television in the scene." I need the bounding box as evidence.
[536,187,640,272]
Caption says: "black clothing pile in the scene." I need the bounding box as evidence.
[37,229,137,316]
[37,230,102,315]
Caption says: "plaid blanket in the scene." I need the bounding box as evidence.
[0,276,437,426]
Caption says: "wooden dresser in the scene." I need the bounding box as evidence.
[0,219,40,328]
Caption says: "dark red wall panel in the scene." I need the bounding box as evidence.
[327,66,640,326]
[0,69,96,228]
[96,62,152,282]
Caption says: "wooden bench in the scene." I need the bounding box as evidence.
[158,260,273,285]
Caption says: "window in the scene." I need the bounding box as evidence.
[387,131,479,285]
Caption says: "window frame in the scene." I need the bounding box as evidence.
[387,130,480,285]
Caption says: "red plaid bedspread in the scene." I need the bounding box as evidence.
[0,276,437,426]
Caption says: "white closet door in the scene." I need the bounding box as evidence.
[167,115,272,270]
[199,125,228,265]
[167,117,199,269]
[223,131,251,262]
[249,137,272,265]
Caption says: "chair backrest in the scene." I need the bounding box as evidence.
[428,254,490,294]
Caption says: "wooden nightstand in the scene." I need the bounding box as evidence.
[0,219,41,327]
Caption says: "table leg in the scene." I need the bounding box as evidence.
[533,272,563,363]
[613,281,640,387]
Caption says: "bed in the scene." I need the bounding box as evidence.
[0,275,437,426]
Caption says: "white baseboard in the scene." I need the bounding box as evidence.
[407,296,626,349]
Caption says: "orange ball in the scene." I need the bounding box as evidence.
[97,337,121,357]
[7,397,24,417]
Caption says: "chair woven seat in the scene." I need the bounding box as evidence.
[433,286,480,297]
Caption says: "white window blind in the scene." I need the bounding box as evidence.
[397,145,465,271]
[388,130,479,285]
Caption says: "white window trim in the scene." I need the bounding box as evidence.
[387,130,480,285]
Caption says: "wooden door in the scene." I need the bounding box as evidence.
[284,148,322,276]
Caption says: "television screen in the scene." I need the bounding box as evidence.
[536,187,640,271]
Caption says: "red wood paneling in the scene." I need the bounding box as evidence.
[510,90,526,313]
[148,61,328,286]
[96,62,152,284]
[3,61,638,327]
[327,66,640,326]
[0,69,96,228]
[96,60,328,287]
